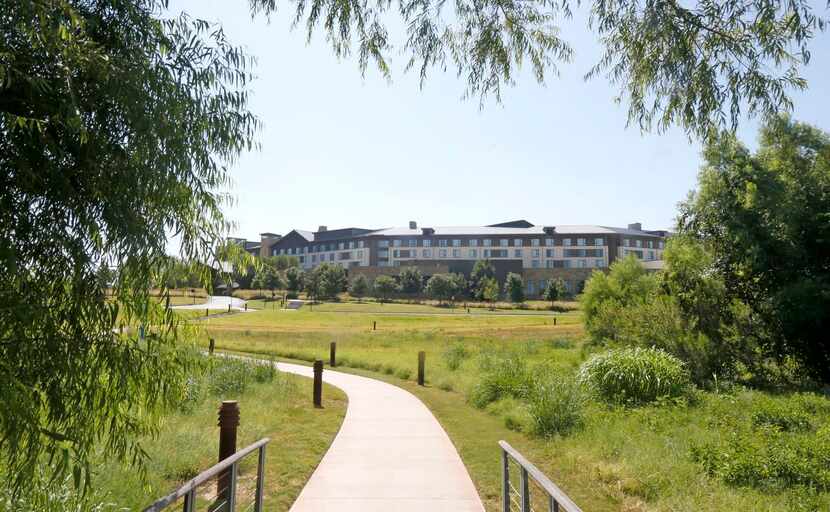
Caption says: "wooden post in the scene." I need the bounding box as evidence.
[205,308,209,317]
[313,360,323,408]
[553,317,557,326]
[209,338,215,355]
[217,401,240,500]
[244,303,248,312]
[228,304,231,313]
[373,321,377,331]
[330,342,336,367]
[417,351,425,386]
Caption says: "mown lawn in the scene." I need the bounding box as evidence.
[199,302,830,512]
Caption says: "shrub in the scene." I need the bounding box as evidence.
[549,338,574,349]
[691,425,830,491]
[526,370,587,437]
[468,355,529,408]
[578,347,691,406]
[443,342,470,371]
[751,400,812,432]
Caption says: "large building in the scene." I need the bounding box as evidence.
[236,220,667,295]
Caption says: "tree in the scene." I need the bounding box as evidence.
[1,0,257,493]
[284,266,305,293]
[504,273,526,304]
[250,0,824,138]
[398,266,424,295]
[470,260,496,300]
[543,278,566,308]
[426,273,467,305]
[304,267,324,304]
[677,115,830,383]
[349,274,370,301]
[317,263,348,299]
[373,275,399,303]
[480,277,500,310]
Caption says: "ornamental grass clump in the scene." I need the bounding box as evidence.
[578,347,690,406]
[526,370,587,437]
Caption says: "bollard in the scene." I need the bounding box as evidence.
[417,351,425,386]
[330,342,336,367]
[244,303,248,312]
[217,401,240,500]
[313,360,323,408]
[209,338,215,355]
[373,321,376,331]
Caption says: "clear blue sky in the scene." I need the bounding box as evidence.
[169,0,830,240]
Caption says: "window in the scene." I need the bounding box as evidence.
[483,239,492,247]
[527,280,536,294]
[595,259,604,267]
[439,239,448,247]
[658,241,664,249]
[311,255,317,263]
[452,249,460,258]
[299,256,305,263]
[348,241,355,249]
[338,242,345,250]
[357,250,364,259]
[423,239,432,247]
[531,239,540,247]
[546,260,555,268]
[378,249,389,257]
[358,240,364,249]
[648,250,655,260]
[539,279,547,291]
[423,249,432,258]
[532,260,540,268]
[469,249,478,258]
[408,239,417,247]
[378,240,390,248]
[563,259,572,268]
[545,238,554,246]
[532,249,540,257]
[304,246,308,253]
[490,249,508,258]
[577,238,586,246]
[594,238,603,246]
[499,239,508,247]
[393,239,401,247]
[514,249,522,257]
[623,239,630,247]
[470,239,479,247]
[483,249,491,258]
[452,239,461,247]
[438,249,447,258]
[636,239,643,248]
[545,249,555,258]
[563,238,572,246]
[329,253,335,261]
[513,238,523,247]
[392,250,400,258]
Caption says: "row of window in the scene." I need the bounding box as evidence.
[621,249,658,261]
[380,237,607,248]
[308,250,365,263]
[388,248,606,259]
[623,239,662,249]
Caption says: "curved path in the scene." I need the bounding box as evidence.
[172,295,247,310]
[277,362,485,512]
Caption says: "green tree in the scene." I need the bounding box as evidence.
[284,266,305,293]
[470,260,496,300]
[349,274,370,301]
[304,267,324,304]
[1,0,257,492]
[480,277,500,309]
[504,272,526,304]
[250,0,825,138]
[543,278,566,308]
[425,273,461,305]
[677,115,830,383]
[317,263,348,299]
[398,266,424,295]
[373,275,399,303]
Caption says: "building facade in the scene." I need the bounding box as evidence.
[236,220,667,295]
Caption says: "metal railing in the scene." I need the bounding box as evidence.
[500,440,582,512]
[143,438,270,512]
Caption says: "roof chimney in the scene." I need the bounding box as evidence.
[409,221,417,229]
[317,225,328,232]
[543,226,556,235]
[628,223,642,231]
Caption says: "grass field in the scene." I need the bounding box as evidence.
[198,301,830,512]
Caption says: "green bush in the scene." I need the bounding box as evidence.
[526,370,587,437]
[751,400,813,432]
[395,368,412,380]
[442,342,469,371]
[691,425,830,491]
[578,347,691,406]
[468,355,529,408]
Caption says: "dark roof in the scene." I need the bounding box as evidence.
[313,227,374,242]
[486,220,535,228]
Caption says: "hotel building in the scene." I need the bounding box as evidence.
[236,220,667,295]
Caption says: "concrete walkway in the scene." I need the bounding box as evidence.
[172,295,247,310]
[277,362,485,512]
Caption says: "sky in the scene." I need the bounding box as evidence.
[168,0,830,241]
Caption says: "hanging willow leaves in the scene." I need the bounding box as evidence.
[251,0,827,137]
[1,0,258,494]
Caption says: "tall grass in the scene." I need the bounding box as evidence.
[526,370,587,437]
[578,347,691,405]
